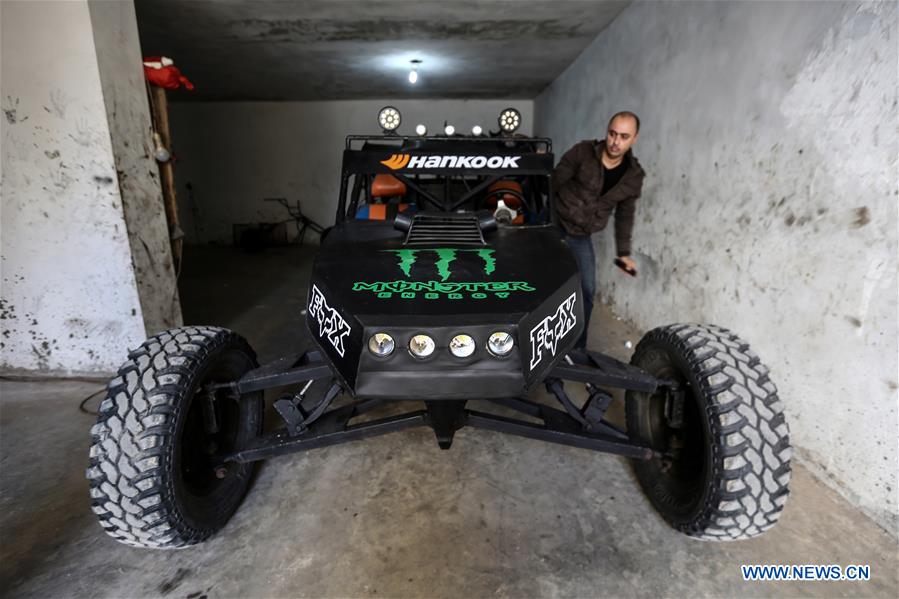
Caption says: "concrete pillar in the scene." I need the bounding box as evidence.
[89,0,182,334]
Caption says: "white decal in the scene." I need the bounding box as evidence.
[405,155,520,169]
[308,284,352,357]
[529,292,577,370]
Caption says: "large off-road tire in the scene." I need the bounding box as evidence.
[87,326,263,549]
[625,324,791,540]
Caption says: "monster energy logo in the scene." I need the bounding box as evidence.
[352,248,533,299]
[352,280,534,299]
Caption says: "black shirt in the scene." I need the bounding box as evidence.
[601,160,628,195]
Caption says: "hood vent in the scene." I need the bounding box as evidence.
[402,212,486,246]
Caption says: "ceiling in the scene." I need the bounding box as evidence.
[134,0,629,101]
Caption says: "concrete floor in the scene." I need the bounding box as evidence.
[2,245,897,598]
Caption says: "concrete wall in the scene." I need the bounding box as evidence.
[535,0,898,535]
[169,100,533,243]
[89,0,182,334]
[1,0,150,373]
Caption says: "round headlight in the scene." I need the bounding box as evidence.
[498,108,521,133]
[378,106,401,131]
[415,123,427,136]
[368,333,395,357]
[409,334,435,358]
[471,125,483,136]
[487,331,514,356]
[449,334,476,358]
[444,124,455,136]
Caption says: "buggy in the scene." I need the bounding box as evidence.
[87,108,791,548]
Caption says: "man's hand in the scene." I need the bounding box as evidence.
[614,256,638,276]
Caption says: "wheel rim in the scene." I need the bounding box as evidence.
[636,351,708,514]
[180,385,241,497]
[177,351,254,500]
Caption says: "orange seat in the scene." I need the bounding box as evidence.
[372,174,407,198]
[486,180,524,206]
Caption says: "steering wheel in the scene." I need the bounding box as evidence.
[482,187,528,225]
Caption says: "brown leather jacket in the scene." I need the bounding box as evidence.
[553,139,645,256]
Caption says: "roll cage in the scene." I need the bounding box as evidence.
[335,135,555,225]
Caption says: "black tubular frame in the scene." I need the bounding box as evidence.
[214,348,665,465]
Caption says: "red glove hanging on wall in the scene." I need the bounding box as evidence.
[143,56,195,91]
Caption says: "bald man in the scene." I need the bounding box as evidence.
[553,111,645,348]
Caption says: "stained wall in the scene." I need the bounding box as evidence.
[535,0,898,535]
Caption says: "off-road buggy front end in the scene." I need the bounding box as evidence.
[86,109,791,549]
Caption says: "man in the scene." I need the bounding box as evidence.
[553,111,645,348]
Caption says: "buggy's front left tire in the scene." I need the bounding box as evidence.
[87,327,263,549]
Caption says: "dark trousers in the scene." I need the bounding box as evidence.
[563,233,595,349]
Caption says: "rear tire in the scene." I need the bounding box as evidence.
[625,324,791,540]
[86,326,263,548]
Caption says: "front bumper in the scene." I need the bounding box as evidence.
[354,323,525,399]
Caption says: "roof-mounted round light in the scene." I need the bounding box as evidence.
[378,106,401,132]
[498,108,521,134]
[471,125,483,136]
[444,124,455,136]
[415,123,427,136]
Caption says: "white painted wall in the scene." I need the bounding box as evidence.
[169,100,533,243]
[1,0,147,373]
[535,0,898,535]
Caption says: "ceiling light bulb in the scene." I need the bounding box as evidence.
[408,69,418,84]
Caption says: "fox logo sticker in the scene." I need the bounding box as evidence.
[308,284,351,357]
[529,293,577,370]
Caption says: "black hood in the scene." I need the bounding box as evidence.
[305,222,583,398]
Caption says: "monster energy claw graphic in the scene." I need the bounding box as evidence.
[434,249,456,282]
[384,248,496,280]
[393,249,417,277]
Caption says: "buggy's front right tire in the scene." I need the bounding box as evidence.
[625,324,791,540]
[86,327,263,548]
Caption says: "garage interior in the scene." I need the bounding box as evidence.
[1,0,897,597]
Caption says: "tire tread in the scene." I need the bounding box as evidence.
[86,326,251,549]
[629,324,791,541]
